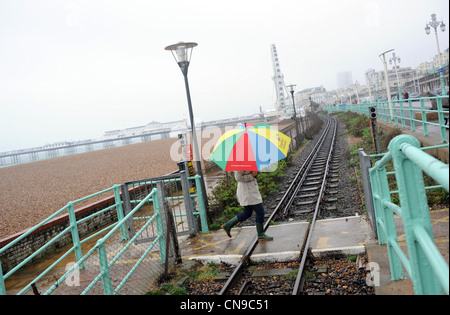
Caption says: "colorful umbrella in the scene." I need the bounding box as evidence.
[209,123,291,172]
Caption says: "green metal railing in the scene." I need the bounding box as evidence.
[0,173,208,295]
[82,188,164,295]
[0,184,124,295]
[369,134,449,295]
[123,174,208,237]
[325,94,449,143]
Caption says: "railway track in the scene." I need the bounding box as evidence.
[218,116,338,295]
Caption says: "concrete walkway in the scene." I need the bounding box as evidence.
[366,208,448,295]
[181,215,375,267]
[377,118,448,163]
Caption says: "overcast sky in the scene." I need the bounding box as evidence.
[1,0,449,152]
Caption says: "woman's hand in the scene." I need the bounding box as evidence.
[251,171,258,177]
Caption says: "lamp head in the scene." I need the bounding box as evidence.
[165,42,198,73]
[287,84,296,93]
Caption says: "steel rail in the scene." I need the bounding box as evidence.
[279,118,333,218]
[218,116,335,295]
[292,117,337,295]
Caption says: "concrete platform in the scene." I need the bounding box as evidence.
[252,222,309,263]
[365,208,448,295]
[181,215,376,265]
[377,119,449,163]
[310,215,375,258]
[182,222,309,265]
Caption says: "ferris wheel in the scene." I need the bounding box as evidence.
[270,44,290,113]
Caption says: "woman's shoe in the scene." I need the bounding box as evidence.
[256,223,273,242]
[221,216,240,238]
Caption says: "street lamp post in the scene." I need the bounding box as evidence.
[425,14,447,97]
[389,52,402,99]
[286,84,300,148]
[286,84,297,119]
[379,49,395,120]
[425,14,446,68]
[374,72,381,102]
[355,81,360,104]
[165,42,209,211]
[365,70,375,104]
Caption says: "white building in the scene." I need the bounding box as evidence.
[417,61,435,73]
[102,119,188,140]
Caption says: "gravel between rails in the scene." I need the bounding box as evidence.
[0,137,179,239]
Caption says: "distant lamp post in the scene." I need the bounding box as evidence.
[286,84,297,119]
[425,14,446,67]
[354,81,360,104]
[165,41,208,209]
[379,49,395,120]
[389,52,402,99]
[286,84,300,148]
[365,69,375,103]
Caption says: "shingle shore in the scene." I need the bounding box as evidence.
[0,137,179,239]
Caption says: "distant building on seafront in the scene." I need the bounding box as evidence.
[336,71,353,89]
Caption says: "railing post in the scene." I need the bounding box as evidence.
[389,135,442,294]
[68,202,84,269]
[194,175,209,234]
[393,101,398,126]
[0,263,5,295]
[420,99,428,136]
[436,96,448,143]
[399,99,405,128]
[381,101,389,122]
[154,183,167,264]
[370,159,404,280]
[121,184,135,240]
[113,185,128,241]
[408,99,415,131]
[97,240,113,295]
[369,163,386,245]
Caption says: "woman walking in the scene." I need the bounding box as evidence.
[221,171,273,242]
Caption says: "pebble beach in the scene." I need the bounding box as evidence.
[0,137,180,239]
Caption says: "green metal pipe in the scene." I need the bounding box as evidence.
[414,225,449,294]
[399,142,449,191]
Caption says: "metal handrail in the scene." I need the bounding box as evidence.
[0,185,124,295]
[368,134,449,295]
[325,95,449,143]
[0,173,208,295]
